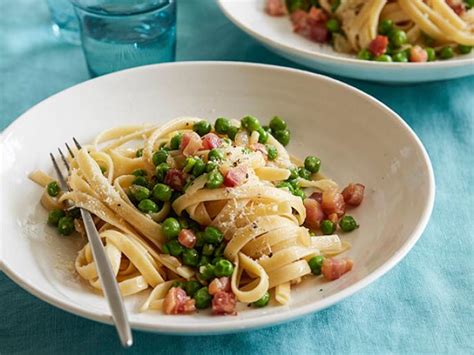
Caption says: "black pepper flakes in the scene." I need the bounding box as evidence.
[268,252,273,257]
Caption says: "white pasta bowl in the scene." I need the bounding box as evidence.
[218,0,474,83]
[0,62,434,334]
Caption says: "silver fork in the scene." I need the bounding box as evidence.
[50,138,133,348]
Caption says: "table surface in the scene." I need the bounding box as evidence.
[1,0,473,354]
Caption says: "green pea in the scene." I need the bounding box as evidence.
[241,115,261,132]
[293,188,306,200]
[152,183,172,202]
[195,231,206,249]
[252,291,270,308]
[204,226,224,244]
[130,185,150,201]
[215,117,231,134]
[48,209,65,226]
[308,255,324,275]
[132,176,148,187]
[183,280,202,297]
[183,157,196,173]
[182,248,200,267]
[458,45,472,55]
[357,48,373,61]
[178,217,190,229]
[135,148,143,157]
[47,181,60,197]
[206,169,224,189]
[208,148,224,161]
[57,216,74,236]
[426,47,436,61]
[389,29,407,47]
[267,145,278,161]
[212,256,226,265]
[206,161,219,173]
[161,243,170,254]
[166,239,184,257]
[192,158,206,177]
[193,120,212,136]
[304,156,321,173]
[214,259,234,277]
[194,287,212,309]
[162,217,181,239]
[202,243,215,256]
[287,179,299,190]
[269,116,287,131]
[198,264,215,281]
[152,150,168,166]
[339,215,359,232]
[170,133,183,150]
[466,0,474,9]
[155,163,170,182]
[288,168,299,180]
[298,167,312,180]
[277,181,295,193]
[256,127,269,144]
[393,51,408,63]
[326,18,340,33]
[274,129,290,146]
[320,220,336,235]
[68,207,81,219]
[227,126,239,140]
[262,125,272,133]
[375,54,392,62]
[199,255,211,267]
[138,199,158,213]
[132,169,146,177]
[378,19,393,35]
[440,46,454,59]
[214,243,225,257]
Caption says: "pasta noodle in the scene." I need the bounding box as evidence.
[267,0,474,62]
[31,115,362,315]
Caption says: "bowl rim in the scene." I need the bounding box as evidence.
[217,0,474,70]
[0,61,435,334]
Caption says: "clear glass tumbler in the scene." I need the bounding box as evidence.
[46,0,80,44]
[71,0,176,77]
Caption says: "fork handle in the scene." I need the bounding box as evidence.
[80,208,133,347]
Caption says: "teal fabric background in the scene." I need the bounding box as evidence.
[1,0,473,353]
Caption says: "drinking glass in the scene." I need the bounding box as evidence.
[71,0,176,77]
[46,0,80,44]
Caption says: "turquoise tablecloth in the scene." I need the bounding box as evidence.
[1,0,473,353]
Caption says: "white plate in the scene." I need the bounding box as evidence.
[0,62,434,334]
[218,0,474,83]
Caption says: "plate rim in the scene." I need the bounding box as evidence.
[217,0,474,70]
[0,61,436,334]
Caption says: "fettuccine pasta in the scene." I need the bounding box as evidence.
[266,0,474,62]
[30,115,364,315]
